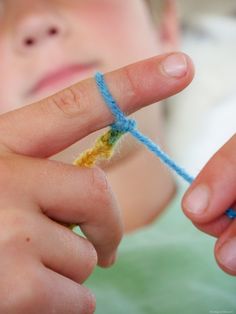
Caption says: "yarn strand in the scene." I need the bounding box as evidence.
[74,72,236,220]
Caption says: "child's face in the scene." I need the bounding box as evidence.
[0,0,160,113]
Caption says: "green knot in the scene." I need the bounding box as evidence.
[108,128,125,145]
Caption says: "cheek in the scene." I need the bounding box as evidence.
[0,41,24,112]
[70,1,159,67]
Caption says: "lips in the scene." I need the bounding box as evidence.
[29,62,99,96]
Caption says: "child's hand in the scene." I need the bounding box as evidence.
[0,53,193,313]
[0,128,123,311]
[182,135,236,276]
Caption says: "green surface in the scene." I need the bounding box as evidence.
[85,191,236,314]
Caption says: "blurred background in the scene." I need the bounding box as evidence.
[163,0,236,179]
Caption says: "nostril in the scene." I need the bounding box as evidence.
[22,27,58,48]
[24,37,36,46]
[19,22,62,51]
[48,26,59,36]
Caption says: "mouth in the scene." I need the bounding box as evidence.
[29,62,100,97]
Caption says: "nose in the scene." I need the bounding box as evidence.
[14,13,67,53]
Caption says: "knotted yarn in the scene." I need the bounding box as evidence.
[73,72,236,219]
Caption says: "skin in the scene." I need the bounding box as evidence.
[0,2,232,314]
[0,0,177,233]
[0,53,194,313]
[182,135,236,276]
[0,3,185,313]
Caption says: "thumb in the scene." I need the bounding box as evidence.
[182,134,236,236]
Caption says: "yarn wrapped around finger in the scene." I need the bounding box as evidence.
[73,72,236,220]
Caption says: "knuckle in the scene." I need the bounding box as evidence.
[90,167,110,205]
[91,167,108,191]
[48,86,84,118]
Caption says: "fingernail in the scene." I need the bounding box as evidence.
[161,53,188,78]
[183,184,210,215]
[218,238,236,271]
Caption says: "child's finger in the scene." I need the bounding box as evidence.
[182,134,236,227]
[215,219,236,275]
[2,155,122,267]
[42,267,96,314]
[35,163,123,268]
[0,52,194,158]
[193,215,232,238]
[29,212,98,284]
[0,207,97,285]
[0,258,95,314]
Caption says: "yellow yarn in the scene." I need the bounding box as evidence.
[73,128,124,168]
[69,128,124,231]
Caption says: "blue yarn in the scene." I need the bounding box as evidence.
[95,72,236,220]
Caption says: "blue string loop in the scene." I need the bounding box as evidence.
[95,72,236,220]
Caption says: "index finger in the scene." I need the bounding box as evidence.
[0,52,194,157]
